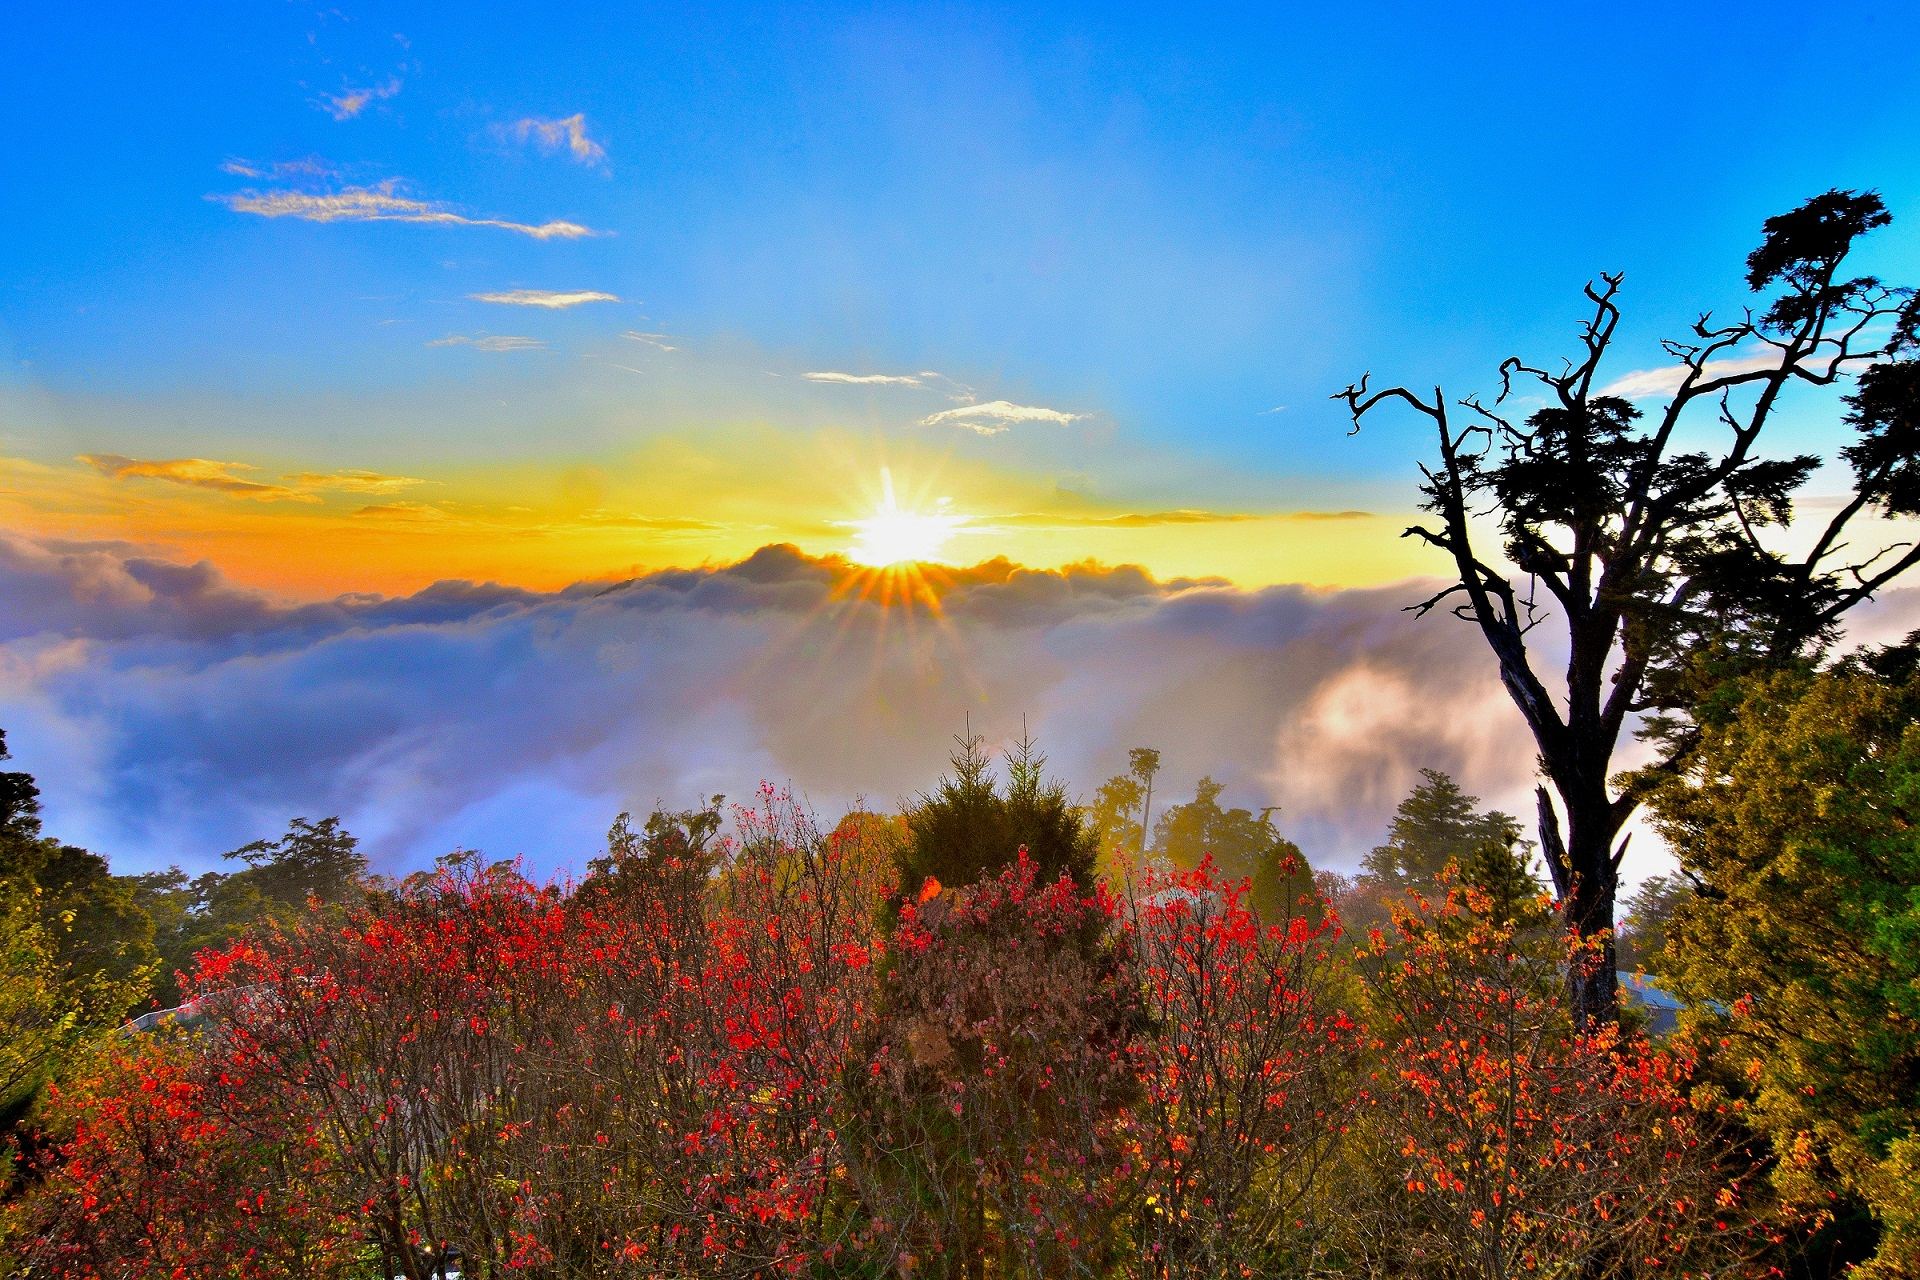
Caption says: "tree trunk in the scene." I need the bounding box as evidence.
[1542,786,1619,1029]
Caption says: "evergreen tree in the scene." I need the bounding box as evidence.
[1350,770,1542,930]
[1647,655,1920,1276]
[1363,770,1523,889]
[1339,192,1920,1024]
[899,730,1096,895]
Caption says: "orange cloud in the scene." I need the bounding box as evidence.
[282,470,425,495]
[78,455,320,504]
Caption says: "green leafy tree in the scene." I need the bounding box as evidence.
[1646,655,1920,1277]
[1339,191,1920,1024]
[135,816,369,1010]
[1086,773,1144,864]
[898,731,1096,895]
[1151,776,1315,922]
[1367,770,1537,918]
[0,889,77,1128]
[0,732,156,1031]
[0,732,158,1155]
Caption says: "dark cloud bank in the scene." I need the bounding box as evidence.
[13,532,1908,881]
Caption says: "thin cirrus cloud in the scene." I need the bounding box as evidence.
[428,335,547,352]
[282,470,426,496]
[353,502,449,522]
[215,181,596,240]
[621,331,680,353]
[505,114,606,165]
[803,371,925,386]
[470,289,620,309]
[1599,351,1809,399]
[320,77,402,121]
[987,510,1367,530]
[994,510,1261,529]
[78,455,319,504]
[219,157,338,181]
[921,400,1085,435]
[79,456,425,503]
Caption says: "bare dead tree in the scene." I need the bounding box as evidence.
[1336,190,1920,1026]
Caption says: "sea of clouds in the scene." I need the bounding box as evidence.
[6,532,1912,884]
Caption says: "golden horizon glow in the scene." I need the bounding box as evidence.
[0,429,1443,600]
[845,469,969,568]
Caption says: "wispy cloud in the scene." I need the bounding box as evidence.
[320,77,402,121]
[216,181,596,240]
[78,455,320,503]
[470,289,620,309]
[1600,351,1802,399]
[803,371,924,386]
[505,114,606,165]
[428,335,547,352]
[621,331,679,353]
[997,510,1261,529]
[219,157,338,181]
[352,502,448,522]
[984,509,1365,529]
[920,400,1085,435]
[283,470,425,495]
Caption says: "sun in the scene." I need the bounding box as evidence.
[847,469,967,568]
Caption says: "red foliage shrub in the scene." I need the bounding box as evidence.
[13,1031,353,1279]
[850,851,1140,1277]
[1120,858,1356,1277]
[10,791,1763,1280]
[1339,885,1756,1278]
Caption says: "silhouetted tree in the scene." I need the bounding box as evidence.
[1338,190,1920,1024]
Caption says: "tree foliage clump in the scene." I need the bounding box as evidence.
[134,816,368,1009]
[1331,769,1543,942]
[1646,655,1920,1277]
[1151,775,1317,923]
[899,731,1097,896]
[1332,884,1752,1279]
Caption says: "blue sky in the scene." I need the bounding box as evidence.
[8,2,1919,529]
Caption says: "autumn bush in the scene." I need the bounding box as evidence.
[6,789,1766,1279]
[1330,883,1756,1279]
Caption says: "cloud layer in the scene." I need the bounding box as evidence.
[0,535,1603,882]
